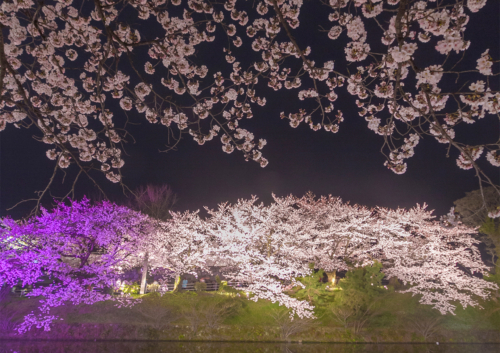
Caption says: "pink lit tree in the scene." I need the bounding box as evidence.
[0,198,153,333]
[142,210,213,287]
[291,193,382,275]
[374,204,498,314]
[292,193,498,314]
[0,0,498,214]
[204,193,497,317]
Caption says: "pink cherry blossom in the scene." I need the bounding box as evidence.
[0,0,497,210]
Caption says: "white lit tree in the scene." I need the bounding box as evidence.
[374,204,498,315]
[203,196,316,318]
[143,209,213,288]
[202,193,497,317]
[291,192,383,275]
[274,192,497,315]
[126,184,177,294]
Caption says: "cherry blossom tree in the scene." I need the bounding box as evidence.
[370,203,498,315]
[200,193,497,317]
[142,209,213,288]
[0,193,498,332]
[0,0,498,214]
[291,193,384,276]
[203,196,316,319]
[0,198,153,333]
[284,192,498,315]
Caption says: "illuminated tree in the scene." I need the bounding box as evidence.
[127,184,177,294]
[203,196,316,319]
[143,209,212,290]
[371,203,498,314]
[290,193,498,314]
[0,198,152,333]
[202,193,498,317]
[291,193,383,275]
[0,0,498,212]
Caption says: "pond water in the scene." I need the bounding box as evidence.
[0,341,498,353]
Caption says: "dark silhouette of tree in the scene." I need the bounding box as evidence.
[128,184,177,294]
[454,187,500,227]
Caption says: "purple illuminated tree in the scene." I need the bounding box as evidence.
[0,198,153,333]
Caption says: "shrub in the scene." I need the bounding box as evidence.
[333,262,387,334]
[269,308,317,339]
[194,282,207,292]
[122,282,140,295]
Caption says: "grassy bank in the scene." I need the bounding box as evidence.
[1,284,500,343]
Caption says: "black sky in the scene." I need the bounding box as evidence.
[1,0,499,220]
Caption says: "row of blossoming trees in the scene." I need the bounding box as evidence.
[0,194,497,333]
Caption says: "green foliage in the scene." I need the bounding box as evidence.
[269,307,317,339]
[480,217,500,256]
[194,281,207,292]
[479,217,500,269]
[203,296,244,328]
[176,292,244,336]
[338,262,385,309]
[173,275,181,292]
[222,299,280,327]
[217,281,238,294]
[484,270,500,286]
[453,187,500,227]
[3,284,500,341]
[147,282,160,292]
[387,277,402,291]
[293,268,332,305]
[122,282,140,295]
[330,262,387,335]
[479,217,500,237]
[132,292,180,331]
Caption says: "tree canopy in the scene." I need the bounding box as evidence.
[1,194,496,332]
[0,0,498,214]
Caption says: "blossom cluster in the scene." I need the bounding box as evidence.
[0,0,498,205]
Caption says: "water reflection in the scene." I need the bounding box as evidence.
[0,341,498,353]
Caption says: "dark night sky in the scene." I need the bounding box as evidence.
[0,1,499,220]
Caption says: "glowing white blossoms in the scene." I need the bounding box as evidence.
[477,50,493,75]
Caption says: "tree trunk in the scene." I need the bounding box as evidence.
[140,253,148,295]
[326,270,337,286]
[173,275,181,292]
